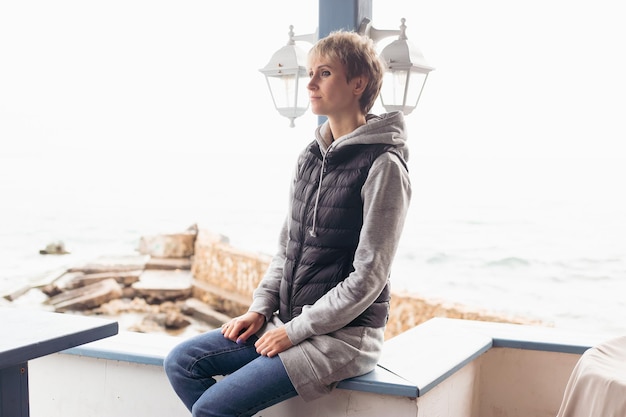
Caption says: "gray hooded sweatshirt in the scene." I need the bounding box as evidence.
[248,111,411,401]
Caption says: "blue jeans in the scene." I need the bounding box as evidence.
[164,329,298,417]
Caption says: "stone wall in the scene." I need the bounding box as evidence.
[191,229,542,340]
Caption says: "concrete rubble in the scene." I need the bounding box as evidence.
[8,224,232,336]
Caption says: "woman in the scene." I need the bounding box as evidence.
[164,30,411,417]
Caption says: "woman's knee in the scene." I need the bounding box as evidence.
[164,330,232,379]
[164,336,198,380]
[163,347,178,374]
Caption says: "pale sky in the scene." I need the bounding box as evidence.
[2,0,625,157]
[1,0,625,212]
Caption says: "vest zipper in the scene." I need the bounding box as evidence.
[308,145,331,238]
[288,145,331,320]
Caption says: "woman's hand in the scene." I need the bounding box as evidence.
[221,312,265,344]
[254,326,293,357]
[221,312,293,357]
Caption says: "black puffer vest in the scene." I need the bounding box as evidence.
[278,140,398,328]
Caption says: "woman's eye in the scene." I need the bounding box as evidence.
[309,69,331,78]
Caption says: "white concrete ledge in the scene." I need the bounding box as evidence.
[62,318,609,399]
[63,330,417,397]
[64,330,179,366]
[33,318,619,417]
[377,318,607,397]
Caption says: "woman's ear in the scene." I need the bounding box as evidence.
[353,76,368,95]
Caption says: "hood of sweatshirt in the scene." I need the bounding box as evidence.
[307,111,408,238]
[313,111,409,163]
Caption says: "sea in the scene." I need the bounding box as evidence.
[2,150,625,340]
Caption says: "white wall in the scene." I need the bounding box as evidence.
[477,348,581,417]
[29,353,419,417]
[29,354,189,417]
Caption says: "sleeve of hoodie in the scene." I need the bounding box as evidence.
[284,151,411,345]
[248,153,301,321]
[247,217,287,321]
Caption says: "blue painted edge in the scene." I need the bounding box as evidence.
[338,366,418,398]
[63,345,165,367]
[491,338,591,354]
[338,377,417,398]
[431,318,598,355]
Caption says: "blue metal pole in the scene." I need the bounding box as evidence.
[318,0,372,38]
[316,0,373,124]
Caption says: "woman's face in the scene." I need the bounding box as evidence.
[307,55,362,119]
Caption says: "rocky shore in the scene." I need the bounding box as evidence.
[3,225,544,340]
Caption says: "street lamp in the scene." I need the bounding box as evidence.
[258,26,316,128]
[260,18,433,126]
[371,18,434,115]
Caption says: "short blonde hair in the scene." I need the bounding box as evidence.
[309,31,384,114]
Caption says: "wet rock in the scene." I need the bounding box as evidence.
[132,270,193,304]
[164,311,191,329]
[93,297,159,316]
[65,270,142,289]
[126,311,190,333]
[145,257,192,271]
[138,225,198,258]
[94,299,195,333]
[39,241,70,255]
[40,284,63,298]
[181,298,232,327]
[48,278,123,312]
[40,272,85,296]
[121,286,138,299]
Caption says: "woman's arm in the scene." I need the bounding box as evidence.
[247,217,288,321]
[223,218,292,356]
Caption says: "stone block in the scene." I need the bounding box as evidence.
[68,255,149,274]
[145,257,192,270]
[132,270,193,303]
[182,298,233,327]
[138,233,197,258]
[48,278,123,312]
[65,270,142,289]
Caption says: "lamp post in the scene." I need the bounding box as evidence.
[259,1,433,126]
